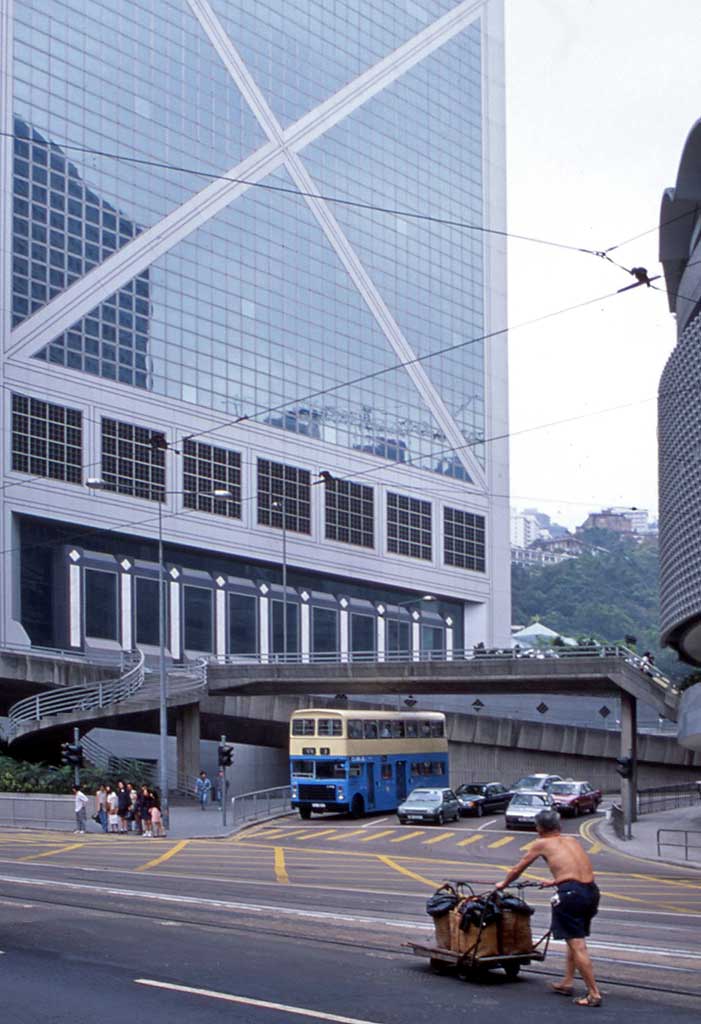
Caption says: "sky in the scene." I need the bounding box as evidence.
[505,0,699,530]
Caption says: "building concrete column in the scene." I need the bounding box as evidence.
[215,577,226,660]
[376,605,386,663]
[411,610,420,662]
[620,690,638,835]
[300,590,310,663]
[119,559,133,651]
[176,702,201,787]
[259,583,270,662]
[68,549,82,649]
[445,616,454,661]
[339,597,349,663]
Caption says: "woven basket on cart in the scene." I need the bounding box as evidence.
[433,913,452,949]
[449,899,500,958]
[498,910,533,955]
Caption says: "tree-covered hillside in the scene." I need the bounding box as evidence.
[511,530,687,681]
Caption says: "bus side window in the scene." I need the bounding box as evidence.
[430,721,444,737]
[348,721,363,739]
[381,764,393,780]
[433,761,445,775]
[292,718,315,736]
[405,720,418,738]
[379,720,392,738]
[349,764,362,777]
[391,721,405,738]
[419,720,431,738]
[364,720,378,739]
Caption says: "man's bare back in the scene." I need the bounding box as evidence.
[529,833,594,885]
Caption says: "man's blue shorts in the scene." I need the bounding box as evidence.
[551,881,600,940]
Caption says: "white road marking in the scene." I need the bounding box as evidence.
[135,979,385,1023]
[360,817,389,829]
[477,818,497,831]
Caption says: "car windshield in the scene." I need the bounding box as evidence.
[511,793,545,807]
[457,785,485,796]
[514,776,545,789]
[405,790,440,804]
[551,783,577,795]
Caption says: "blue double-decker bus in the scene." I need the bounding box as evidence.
[289,708,448,819]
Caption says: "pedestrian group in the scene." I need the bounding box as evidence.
[73,780,165,836]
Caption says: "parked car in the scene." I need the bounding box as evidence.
[549,780,602,817]
[455,782,513,817]
[505,790,553,830]
[511,773,562,793]
[397,788,460,825]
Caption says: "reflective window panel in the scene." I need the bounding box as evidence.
[257,458,311,534]
[444,506,485,572]
[84,568,117,639]
[324,476,374,548]
[387,491,432,560]
[101,418,166,502]
[183,439,242,519]
[11,392,82,483]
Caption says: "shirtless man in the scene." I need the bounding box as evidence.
[495,807,602,1007]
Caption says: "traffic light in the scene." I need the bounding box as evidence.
[615,756,633,779]
[61,742,83,768]
[218,743,234,768]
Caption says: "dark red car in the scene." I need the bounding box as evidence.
[549,780,602,817]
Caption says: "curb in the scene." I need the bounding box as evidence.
[591,818,701,871]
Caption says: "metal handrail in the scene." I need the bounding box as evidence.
[657,828,701,861]
[230,785,291,825]
[8,650,145,731]
[80,734,158,785]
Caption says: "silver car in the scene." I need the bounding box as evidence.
[397,787,460,825]
[505,790,553,830]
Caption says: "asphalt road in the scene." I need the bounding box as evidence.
[1,812,700,1023]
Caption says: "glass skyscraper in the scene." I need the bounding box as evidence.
[0,0,509,663]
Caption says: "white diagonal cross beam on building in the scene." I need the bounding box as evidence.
[188,0,485,487]
[7,0,485,364]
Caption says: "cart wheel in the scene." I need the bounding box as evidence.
[503,962,521,979]
[430,958,450,974]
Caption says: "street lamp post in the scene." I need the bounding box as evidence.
[86,478,231,831]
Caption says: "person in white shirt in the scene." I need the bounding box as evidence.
[73,785,88,834]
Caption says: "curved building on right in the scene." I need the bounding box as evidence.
[659,118,701,668]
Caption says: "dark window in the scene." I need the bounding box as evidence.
[317,718,343,737]
[324,477,374,547]
[419,720,432,738]
[183,439,241,519]
[228,592,257,654]
[405,720,418,738]
[134,576,167,646]
[433,763,446,776]
[387,618,410,655]
[11,393,82,483]
[312,607,338,654]
[363,720,378,739]
[430,721,445,738]
[292,719,315,736]
[183,585,212,651]
[444,507,486,572]
[257,458,311,534]
[272,600,299,654]
[387,492,432,560]
[391,721,405,738]
[351,613,375,657]
[84,569,117,640]
[421,624,445,655]
[379,720,393,738]
[347,720,363,739]
[316,761,346,778]
[291,758,314,775]
[101,418,165,501]
[381,764,393,780]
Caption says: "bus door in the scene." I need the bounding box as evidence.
[366,762,376,809]
[396,761,407,801]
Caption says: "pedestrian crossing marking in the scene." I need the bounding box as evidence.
[423,832,455,845]
[390,830,425,843]
[358,829,396,843]
[456,834,482,847]
[487,836,515,849]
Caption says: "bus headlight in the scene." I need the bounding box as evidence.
[337,787,345,801]
[291,786,298,798]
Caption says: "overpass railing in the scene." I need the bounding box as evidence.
[230,785,291,826]
[7,650,145,733]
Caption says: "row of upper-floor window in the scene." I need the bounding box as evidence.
[10,393,486,571]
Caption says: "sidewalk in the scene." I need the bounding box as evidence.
[595,802,701,868]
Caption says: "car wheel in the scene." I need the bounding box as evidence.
[436,812,444,826]
[299,805,312,820]
[398,816,407,825]
[476,804,484,818]
[350,794,365,819]
[572,804,580,818]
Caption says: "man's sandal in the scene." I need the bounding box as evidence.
[550,983,574,996]
[574,995,602,1007]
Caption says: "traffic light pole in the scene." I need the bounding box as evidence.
[620,692,638,839]
[221,734,228,828]
[73,727,80,788]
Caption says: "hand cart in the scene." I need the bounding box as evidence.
[405,880,551,981]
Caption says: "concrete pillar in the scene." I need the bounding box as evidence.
[259,584,270,662]
[215,581,226,660]
[68,556,82,649]
[445,616,454,661]
[339,598,349,663]
[120,560,133,652]
[377,610,386,663]
[620,690,638,836]
[169,572,181,659]
[411,611,420,662]
[300,591,310,664]
[176,702,201,787]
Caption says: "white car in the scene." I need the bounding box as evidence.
[511,773,562,793]
[505,790,553,830]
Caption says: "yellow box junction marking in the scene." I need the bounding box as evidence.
[135,839,190,872]
[487,836,515,849]
[295,829,339,842]
[389,830,424,843]
[422,832,455,845]
[377,854,438,888]
[274,847,289,884]
[19,842,84,862]
[358,830,396,843]
[326,829,366,841]
[456,834,482,847]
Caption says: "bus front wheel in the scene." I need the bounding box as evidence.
[350,795,365,819]
[299,805,312,820]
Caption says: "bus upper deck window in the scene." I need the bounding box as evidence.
[430,721,444,737]
[391,721,405,738]
[348,720,363,739]
[419,720,431,738]
[405,720,418,738]
[318,719,343,736]
[364,720,378,739]
[292,718,315,736]
[379,720,392,738]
